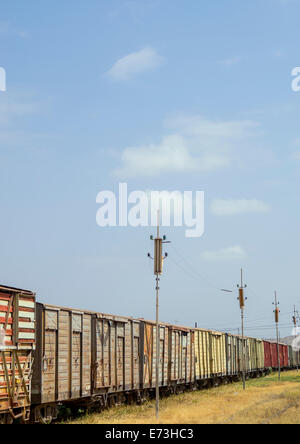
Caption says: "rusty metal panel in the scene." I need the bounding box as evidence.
[140,321,169,389]
[142,322,153,389]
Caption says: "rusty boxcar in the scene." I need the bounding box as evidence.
[139,321,169,394]
[263,340,289,370]
[0,285,36,424]
[139,321,194,396]
[92,312,141,403]
[168,324,194,390]
[225,334,239,377]
[31,303,142,423]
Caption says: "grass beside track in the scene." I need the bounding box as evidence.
[66,371,300,425]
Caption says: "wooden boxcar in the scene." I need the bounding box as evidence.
[32,303,142,423]
[139,321,195,395]
[0,285,35,424]
[248,338,265,373]
[225,334,239,377]
[139,321,169,393]
[168,324,194,389]
[31,303,93,422]
[92,312,141,398]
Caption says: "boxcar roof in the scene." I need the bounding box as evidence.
[40,302,138,323]
[138,318,192,332]
[0,284,35,296]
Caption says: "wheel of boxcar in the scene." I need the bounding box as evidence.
[34,405,57,424]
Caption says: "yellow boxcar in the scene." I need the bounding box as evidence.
[194,329,211,380]
[194,329,226,379]
[210,331,227,376]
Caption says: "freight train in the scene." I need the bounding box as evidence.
[0,284,299,424]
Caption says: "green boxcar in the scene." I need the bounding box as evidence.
[288,345,300,368]
[248,338,264,372]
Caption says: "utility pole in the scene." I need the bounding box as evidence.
[237,269,247,390]
[293,306,299,372]
[148,212,169,420]
[273,292,281,381]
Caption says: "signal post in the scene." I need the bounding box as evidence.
[148,214,170,420]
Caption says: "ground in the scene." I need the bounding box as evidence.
[67,371,300,425]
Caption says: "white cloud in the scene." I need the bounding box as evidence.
[202,245,246,262]
[0,21,28,38]
[293,151,300,161]
[292,140,300,160]
[115,134,230,178]
[0,93,38,127]
[0,91,43,150]
[211,199,271,216]
[107,47,164,81]
[114,115,258,178]
[218,57,241,66]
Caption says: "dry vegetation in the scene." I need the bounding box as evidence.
[67,371,300,425]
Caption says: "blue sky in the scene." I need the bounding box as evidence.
[1,0,300,338]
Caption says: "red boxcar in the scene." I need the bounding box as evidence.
[264,341,272,368]
[264,341,289,369]
[282,344,289,368]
